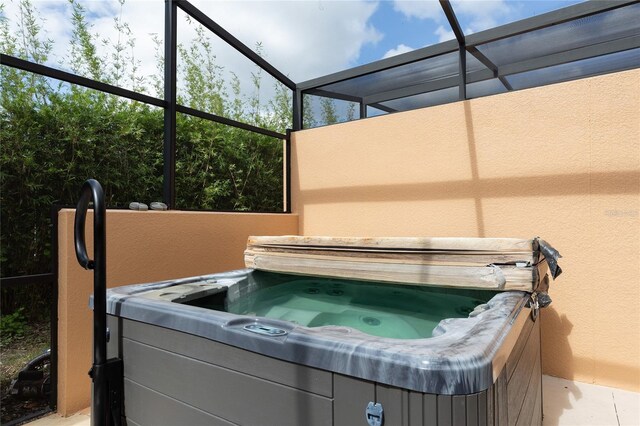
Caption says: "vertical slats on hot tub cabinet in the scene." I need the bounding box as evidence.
[494,369,509,426]
[478,390,488,426]
[377,312,539,426]
[530,376,543,426]
[506,316,535,380]
[465,393,479,426]
[408,391,424,425]
[375,383,410,426]
[486,382,494,426]
[402,390,489,425]
[514,350,542,426]
[437,395,453,425]
[452,395,467,425]
[508,320,541,426]
[333,374,375,426]
[423,393,438,425]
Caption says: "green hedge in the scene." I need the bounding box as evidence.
[0,0,291,317]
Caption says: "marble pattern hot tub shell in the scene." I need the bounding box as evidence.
[104,269,543,426]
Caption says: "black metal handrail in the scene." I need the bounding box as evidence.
[74,179,121,426]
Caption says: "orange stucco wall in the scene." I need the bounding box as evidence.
[57,209,298,415]
[291,69,640,391]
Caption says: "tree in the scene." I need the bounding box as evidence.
[0,0,291,316]
[320,97,338,125]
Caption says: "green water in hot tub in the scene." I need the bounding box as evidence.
[187,273,496,339]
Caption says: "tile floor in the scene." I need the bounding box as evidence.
[27,407,90,426]
[542,376,639,426]
[27,376,639,426]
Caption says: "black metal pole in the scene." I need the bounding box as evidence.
[439,0,467,101]
[459,44,467,100]
[285,129,292,213]
[163,0,177,209]
[74,179,108,426]
[293,88,302,131]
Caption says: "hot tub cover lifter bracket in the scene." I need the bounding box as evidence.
[88,359,123,426]
[536,238,562,279]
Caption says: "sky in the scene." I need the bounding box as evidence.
[1,0,585,103]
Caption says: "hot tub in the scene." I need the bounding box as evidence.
[105,269,543,426]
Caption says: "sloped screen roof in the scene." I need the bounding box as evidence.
[299,1,640,123]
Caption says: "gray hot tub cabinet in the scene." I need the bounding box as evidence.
[105,272,542,426]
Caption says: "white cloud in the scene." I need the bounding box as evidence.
[393,0,515,43]
[2,0,383,107]
[434,25,454,42]
[192,0,382,82]
[382,43,414,59]
[393,0,444,21]
[449,0,513,33]
[182,0,382,117]
[1,0,164,96]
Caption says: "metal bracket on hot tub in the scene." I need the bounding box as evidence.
[528,293,540,322]
[366,402,384,426]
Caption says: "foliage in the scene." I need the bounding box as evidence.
[320,97,338,125]
[0,308,27,343]
[0,0,289,315]
[1,0,166,279]
[1,319,50,424]
[307,96,358,128]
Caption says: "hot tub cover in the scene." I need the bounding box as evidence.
[245,236,561,292]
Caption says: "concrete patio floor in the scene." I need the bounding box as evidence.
[27,375,639,426]
[542,376,639,426]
